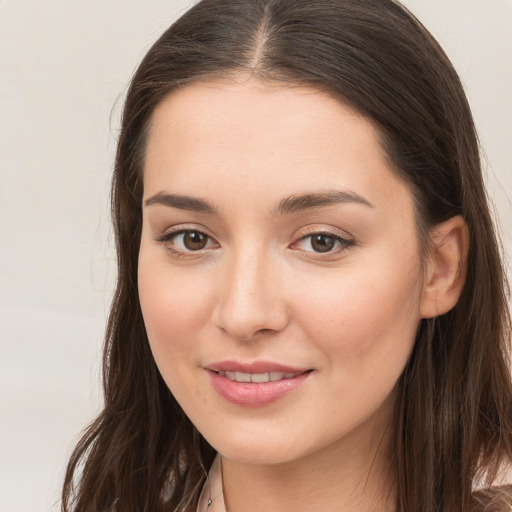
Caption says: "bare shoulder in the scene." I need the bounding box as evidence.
[471,485,512,512]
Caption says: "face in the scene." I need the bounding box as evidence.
[138,78,426,466]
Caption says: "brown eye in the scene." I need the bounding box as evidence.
[310,234,336,253]
[182,231,209,251]
[155,228,217,255]
[293,231,354,257]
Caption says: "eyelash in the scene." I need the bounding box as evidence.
[155,228,354,259]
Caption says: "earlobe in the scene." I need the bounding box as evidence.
[420,215,469,319]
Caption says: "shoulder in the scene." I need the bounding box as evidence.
[471,485,512,512]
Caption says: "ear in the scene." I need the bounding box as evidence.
[420,215,469,319]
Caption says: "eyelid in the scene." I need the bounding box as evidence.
[154,223,214,241]
[292,224,354,242]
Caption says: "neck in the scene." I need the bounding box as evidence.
[221,401,396,512]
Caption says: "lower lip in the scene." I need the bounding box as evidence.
[207,370,311,407]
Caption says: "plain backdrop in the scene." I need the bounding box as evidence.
[0,1,511,511]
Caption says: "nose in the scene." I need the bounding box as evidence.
[212,249,289,342]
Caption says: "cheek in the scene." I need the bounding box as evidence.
[138,260,219,415]
[293,258,423,363]
[137,257,214,363]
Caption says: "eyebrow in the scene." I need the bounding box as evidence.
[144,191,218,214]
[144,188,373,216]
[271,189,373,216]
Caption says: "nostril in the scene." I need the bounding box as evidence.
[255,328,272,335]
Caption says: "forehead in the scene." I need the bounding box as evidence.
[143,78,413,217]
[146,79,372,159]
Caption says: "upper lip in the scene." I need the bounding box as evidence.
[205,360,311,374]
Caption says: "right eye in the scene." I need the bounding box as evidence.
[156,229,218,254]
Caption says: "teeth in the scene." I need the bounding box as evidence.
[251,373,270,383]
[218,371,298,383]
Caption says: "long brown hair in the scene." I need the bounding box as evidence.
[62,1,512,510]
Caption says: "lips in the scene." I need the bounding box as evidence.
[217,370,299,383]
[205,361,312,407]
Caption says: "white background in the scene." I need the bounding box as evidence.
[0,1,510,511]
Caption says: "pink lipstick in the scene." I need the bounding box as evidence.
[205,361,312,407]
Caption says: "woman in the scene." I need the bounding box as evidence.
[62,0,512,511]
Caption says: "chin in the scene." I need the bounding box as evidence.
[198,424,307,465]
[217,443,303,466]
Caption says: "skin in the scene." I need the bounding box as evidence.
[138,78,467,512]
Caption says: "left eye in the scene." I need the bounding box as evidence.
[296,233,352,253]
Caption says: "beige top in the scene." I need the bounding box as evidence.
[196,456,226,512]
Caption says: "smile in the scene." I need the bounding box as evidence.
[206,363,313,407]
[215,371,299,383]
